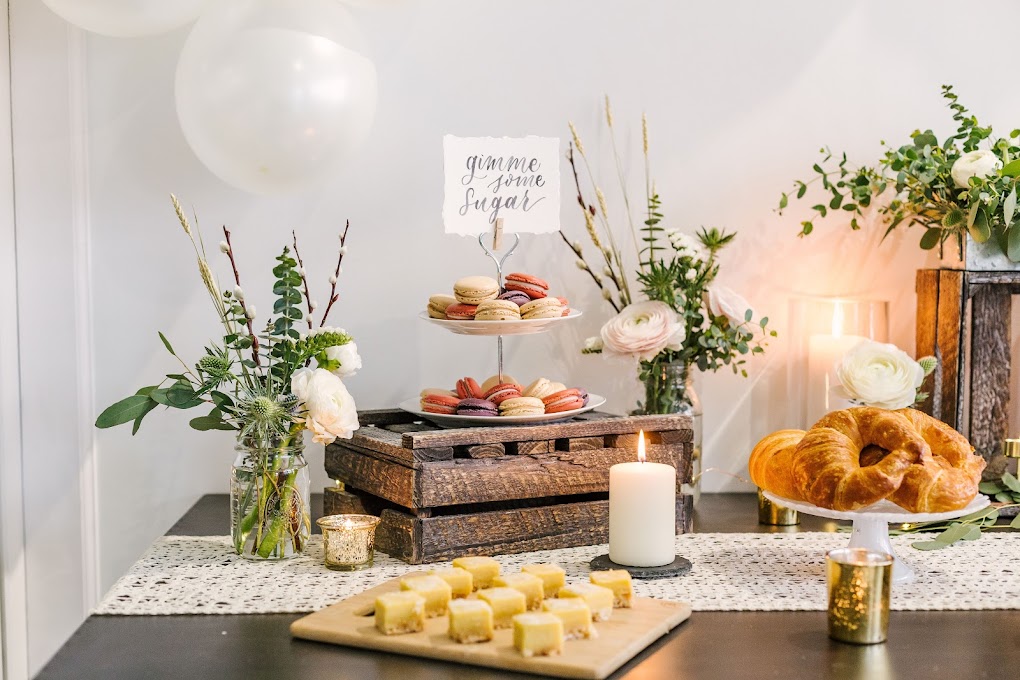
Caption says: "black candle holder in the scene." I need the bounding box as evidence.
[589,554,692,579]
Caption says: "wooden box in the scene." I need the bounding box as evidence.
[324,409,694,564]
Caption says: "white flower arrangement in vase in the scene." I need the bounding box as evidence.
[95,196,361,559]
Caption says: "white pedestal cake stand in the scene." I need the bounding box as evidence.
[762,492,990,584]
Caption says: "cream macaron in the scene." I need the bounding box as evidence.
[453,276,500,305]
[475,299,522,321]
[499,396,546,417]
[427,294,458,319]
[520,298,563,320]
[523,378,555,399]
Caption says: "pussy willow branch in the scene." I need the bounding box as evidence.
[222,226,261,368]
[567,145,629,304]
[319,220,350,328]
[290,231,314,331]
[556,229,621,313]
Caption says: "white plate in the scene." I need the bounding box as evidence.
[418,309,582,336]
[762,492,991,523]
[398,394,606,428]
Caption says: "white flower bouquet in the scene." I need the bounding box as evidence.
[95,196,360,559]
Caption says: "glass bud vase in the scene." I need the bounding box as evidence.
[638,360,704,504]
[230,438,311,560]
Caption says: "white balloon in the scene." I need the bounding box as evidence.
[41,0,214,38]
[174,0,377,195]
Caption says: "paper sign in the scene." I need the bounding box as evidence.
[442,135,560,235]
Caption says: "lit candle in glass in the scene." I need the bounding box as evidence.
[608,431,676,567]
[806,302,865,425]
[317,514,381,571]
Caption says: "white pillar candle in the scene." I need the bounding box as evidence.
[608,431,676,567]
[805,302,866,426]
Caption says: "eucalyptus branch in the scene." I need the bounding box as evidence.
[222,226,261,368]
[291,230,314,331]
[319,220,350,328]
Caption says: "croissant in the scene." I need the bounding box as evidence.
[748,429,806,501]
[880,409,985,512]
[790,407,928,511]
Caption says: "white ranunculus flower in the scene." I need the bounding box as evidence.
[951,149,1002,189]
[707,285,753,328]
[322,341,361,378]
[600,301,686,361]
[832,340,924,410]
[582,336,604,354]
[291,367,360,444]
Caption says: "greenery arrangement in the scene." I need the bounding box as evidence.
[95,197,360,559]
[780,85,1020,261]
[562,97,775,414]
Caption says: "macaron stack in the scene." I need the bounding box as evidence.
[419,375,590,418]
[425,273,572,321]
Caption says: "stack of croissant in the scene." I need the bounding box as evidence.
[749,407,986,513]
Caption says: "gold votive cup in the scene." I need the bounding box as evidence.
[317,514,381,571]
[758,488,800,525]
[826,548,893,645]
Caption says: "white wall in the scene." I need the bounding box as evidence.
[16,0,1020,671]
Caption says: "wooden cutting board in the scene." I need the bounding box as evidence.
[290,578,692,680]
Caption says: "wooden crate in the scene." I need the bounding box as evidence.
[324,409,694,564]
[916,269,1016,478]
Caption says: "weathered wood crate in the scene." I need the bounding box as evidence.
[323,409,694,564]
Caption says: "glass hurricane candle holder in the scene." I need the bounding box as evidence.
[317,514,381,571]
[826,547,893,645]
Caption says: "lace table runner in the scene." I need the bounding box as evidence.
[95,532,1020,615]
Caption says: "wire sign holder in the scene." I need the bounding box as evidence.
[478,218,520,382]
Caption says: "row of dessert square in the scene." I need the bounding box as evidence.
[374,556,633,657]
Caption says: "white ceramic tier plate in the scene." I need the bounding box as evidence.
[763,492,990,584]
[398,394,606,428]
[761,492,990,523]
[418,309,582,336]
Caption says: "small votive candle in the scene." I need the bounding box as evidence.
[757,489,800,526]
[826,548,893,645]
[317,514,381,571]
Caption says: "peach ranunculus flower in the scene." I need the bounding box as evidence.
[599,301,686,361]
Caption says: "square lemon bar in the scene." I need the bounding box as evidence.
[558,582,614,621]
[512,612,564,658]
[477,587,527,629]
[494,572,544,610]
[590,569,633,608]
[521,563,566,598]
[400,575,452,618]
[429,567,473,599]
[452,556,501,590]
[374,591,426,635]
[542,598,595,640]
[447,599,494,644]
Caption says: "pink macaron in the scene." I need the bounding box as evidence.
[483,382,523,405]
[504,272,549,299]
[455,377,484,400]
[542,388,585,414]
[445,303,478,320]
[421,393,460,414]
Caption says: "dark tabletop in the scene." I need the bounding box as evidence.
[37,494,1020,680]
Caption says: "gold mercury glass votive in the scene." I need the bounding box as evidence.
[757,488,800,525]
[317,514,381,571]
[826,548,893,645]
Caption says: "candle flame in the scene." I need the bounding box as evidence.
[831,301,844,339]
[637,430,646,463]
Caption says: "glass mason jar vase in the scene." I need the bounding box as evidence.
[638,359,704,504]
[230,438,310,560]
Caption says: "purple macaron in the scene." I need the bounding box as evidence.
[498,290,531,307]
[456,398,499,417]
